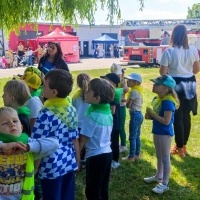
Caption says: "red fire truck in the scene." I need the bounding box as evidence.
[120,19,200,66]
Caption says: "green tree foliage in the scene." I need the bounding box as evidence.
[0,0,145,34]
[187,3,200,18]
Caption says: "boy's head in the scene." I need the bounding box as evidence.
[0,107,22,136]
[150,75,176,89]
[85,78,115,104]
[100,73,120,88]
[125,73,142,87]
[3,80,30,107]
[43,69,73,98]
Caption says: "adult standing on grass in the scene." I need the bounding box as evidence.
[38,42,69,75]
[159,24,200,157]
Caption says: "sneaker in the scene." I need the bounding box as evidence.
[170,144,177,154]
[111,160,120,169]
[119,146,127,153]
[143,176,162,184]
[152,183,169,194]
[122,156,135,161]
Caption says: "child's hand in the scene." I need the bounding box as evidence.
[1,142,27,155]
[146,107,156,118]
[145,113,152,120]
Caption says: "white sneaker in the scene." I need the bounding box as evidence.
[111,160,120,169]
[143,176,162,184]
[119,146,127,153]
[152,183,169,194]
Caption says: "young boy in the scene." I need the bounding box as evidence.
[123,73,143,161]
[3,79,32,136]
[79,78,115,200]
[22,67,43,130]
[31,69,79,200]
[101,73,123,169]
[0,106,59,199]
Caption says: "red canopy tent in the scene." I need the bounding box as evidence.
[37,27,79,62]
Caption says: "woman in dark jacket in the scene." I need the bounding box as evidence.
[38,42,69,74]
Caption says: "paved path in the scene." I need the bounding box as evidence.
[0,58,126,78]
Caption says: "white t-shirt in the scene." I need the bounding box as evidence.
[24,96,43,118]
[81,114,112,159]
[129,90,143,112]
[160,46,199,78]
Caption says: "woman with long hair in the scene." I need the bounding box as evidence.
[159,24,200,157]
[38,42,69,74]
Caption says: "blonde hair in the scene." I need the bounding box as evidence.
[4,80,30,106]
[168,88,180,109]
[0,106,18,116]
[77,73,90,101]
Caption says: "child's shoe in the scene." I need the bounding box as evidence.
[119,146,127,153]
[111,160,120,169]
[122,156,135,161]
[143,176,162,184]
[152,183,169,194]
[170,144,177,154]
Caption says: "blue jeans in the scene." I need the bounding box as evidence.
[129,111,143,158]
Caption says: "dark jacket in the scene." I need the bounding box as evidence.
[38,56,69,74]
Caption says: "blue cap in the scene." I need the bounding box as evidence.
[150,75,176,89]
[125,73,142,83]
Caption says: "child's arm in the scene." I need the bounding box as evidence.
[126,98,133,108]
[110,105,116,115]
[146,108,172,125]
[0,142,27,155]
[73,139,81,171]
[79,134,87,153]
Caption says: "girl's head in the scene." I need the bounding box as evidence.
[125,73,142,87]
[47,42,63,60]
[150,75,176,96]
[170,24,189,49]
[77,73,90,100]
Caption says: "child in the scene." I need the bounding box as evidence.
[79,78,115,200]
[72,73,90,167]
[144,75,179,194]
[110,63,129,153]
[0,106,59,199]
[122,73,143,161]
[3,79,32,136]
[101,73,122,169]
[22,67,43,130]
[31,69,79,200]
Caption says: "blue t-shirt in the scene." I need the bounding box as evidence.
[152,100,175,136]
[42,60,54,74]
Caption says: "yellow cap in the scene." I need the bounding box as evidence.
[22,73,42,90]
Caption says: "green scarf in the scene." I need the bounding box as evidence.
[31,86,42,97]
[0,132,28,144]
[126,85,143,99]
[17,106,30,118]
[114,88,123,104]
[151,94,179,114]
[86,104,113,126]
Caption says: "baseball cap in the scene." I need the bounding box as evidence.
[150,75,176,89]
[22,73,42,89]
[100,73,120,86]
[110,63,122,75]
[125,73,142,83]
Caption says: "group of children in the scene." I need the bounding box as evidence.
[0,62,179,199]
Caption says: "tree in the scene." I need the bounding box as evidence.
[0,0,145,34]
[187,3,200,18]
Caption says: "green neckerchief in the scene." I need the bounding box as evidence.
[86,104,113,126]
[17,106,31,118]
[151,94,179,114]
[0,131,28,144]
[114,88,123,104]
[43,98,70,125]
[126,85,143,99]
[31,86,42,97]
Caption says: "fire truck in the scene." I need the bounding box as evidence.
[120,19,200,66]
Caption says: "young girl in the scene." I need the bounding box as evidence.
[72,73,90,167]
[122,73,143,161]
[144,75,179,194]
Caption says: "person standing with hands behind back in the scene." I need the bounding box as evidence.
[159,24,200,157]
[144,75,179,194]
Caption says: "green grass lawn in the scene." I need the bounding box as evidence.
[1,67,200,200]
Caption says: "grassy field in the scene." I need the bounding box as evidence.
[1,67,200,200]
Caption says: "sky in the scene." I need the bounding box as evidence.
[91,0,200,25]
